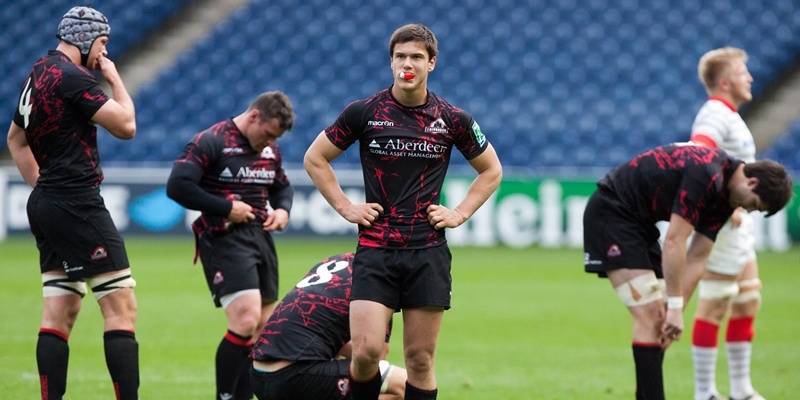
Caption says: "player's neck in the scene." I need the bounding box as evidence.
[391,85,428,107]
[55,42,81,65]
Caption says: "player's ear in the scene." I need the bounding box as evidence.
[428,56,436,72]
[249,109,261,123]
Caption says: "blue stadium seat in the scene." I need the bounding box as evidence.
[9,0,800,170]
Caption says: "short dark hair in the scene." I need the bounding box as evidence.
[744,159,794,217]
[248,91,295,131]
[389,23,438,60]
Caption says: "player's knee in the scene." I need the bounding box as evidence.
[614,273,664,307]
[698,279,739,300]
[732,279,762,307]
[403,346,435,375]
[42,273,87,298]
[86,270,136,301]
[351,340,383,367]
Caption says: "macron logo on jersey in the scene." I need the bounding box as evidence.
[368,120,394,127]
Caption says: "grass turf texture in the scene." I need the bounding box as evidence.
[1,235,798,399]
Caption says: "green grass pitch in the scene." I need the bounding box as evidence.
[1,235,798,399]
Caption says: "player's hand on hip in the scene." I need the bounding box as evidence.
[427,204,466,230]
[341,203,383,227]
[263,209,289,231]
[228,200,255,224]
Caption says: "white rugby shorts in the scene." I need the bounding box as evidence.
[706,212,757,276]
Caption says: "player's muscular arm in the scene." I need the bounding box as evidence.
[429,144,502,229]
[7,122,39,187]
[304,132,384,227]
[92,55,135,140]
[660,213,698,343]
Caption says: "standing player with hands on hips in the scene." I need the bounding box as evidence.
[6,6,139,400]
[167,92,296,400]
[304,23,502,400]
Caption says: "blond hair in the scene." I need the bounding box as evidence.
[698,47,748,93]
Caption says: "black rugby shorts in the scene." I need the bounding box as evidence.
[351,245,452,310]
[251,360,350,400]
[27,186,129,278]
[197,221,279,307]
[582,188,663,278]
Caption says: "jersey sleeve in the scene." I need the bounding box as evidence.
[452,111,489,160]
[325,99,366,150]
[61,64,110,119]
[268,144,294,211]
[173,129,219,171]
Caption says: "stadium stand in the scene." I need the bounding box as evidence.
[3,0,800,171]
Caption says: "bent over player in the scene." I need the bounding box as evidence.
[6,6,139,400]
[687,47,766,400]
[304,24,502,400]
[251,253,407,400]
[167,91,295,400]
[583,143,792,400]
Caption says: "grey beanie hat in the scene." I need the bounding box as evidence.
[56,6,110,56]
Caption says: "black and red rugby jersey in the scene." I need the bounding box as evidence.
[325,88,489,248]
[172,118,291,223]
[598,143,743,240]
[252,253,361,362]
[13,50,110,189]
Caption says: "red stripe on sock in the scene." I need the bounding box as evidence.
[39,327,69,342]
[631,341,661,348]
[224,331,251,347]
[348,365,380,383]
[40,375,48,400]
[726,316,755,342]
[692,319,719,347]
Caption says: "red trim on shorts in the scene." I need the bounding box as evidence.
[39,327,69,341]
[726,316,755,342]
[692,319,719,347]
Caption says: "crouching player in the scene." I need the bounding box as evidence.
[250,253,407,400]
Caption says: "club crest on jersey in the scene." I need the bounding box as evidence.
[607,244,622,258]
[337,378,349,396]
[425,118,448,133]
[213,271,224,285]
[261,146,276,159]
[90,246,108,261]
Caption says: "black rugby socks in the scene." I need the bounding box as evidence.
[216,330,253,400]
[405,381,438,399]
[632,343,665,400]
[349,366,382,400]
[37,329,70,400]
[104,330,140,400]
